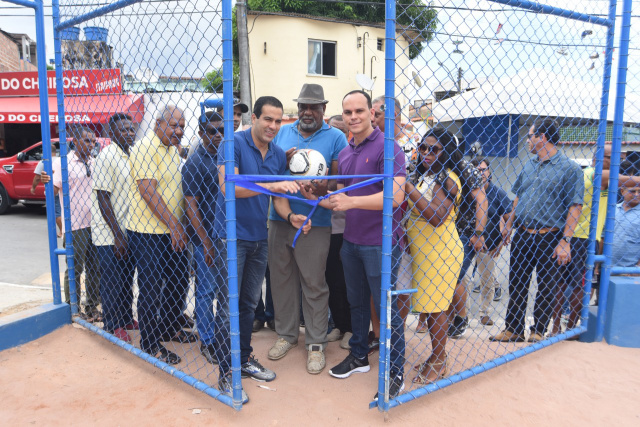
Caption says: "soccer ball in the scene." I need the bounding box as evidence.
[289,149,328,184]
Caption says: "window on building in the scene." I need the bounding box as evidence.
[377,38,384,51]
[308,40,336,76]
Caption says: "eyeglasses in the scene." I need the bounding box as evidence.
[206,127,224,136]
[418,144,443,155]
[477,167,489,172]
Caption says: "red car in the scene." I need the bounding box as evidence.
[0,138,110,214]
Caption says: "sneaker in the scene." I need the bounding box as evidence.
[268,338,297,360]
[112,327,131,343]
[493,288,503,301]
[307,344,325,374]
[252,319,264,333]
[266,319,276,331]
[340,332,353,350]
[241,355,276,382]
[480,315,494,326]
[200,343,218,365]
[329,353,370,379]
[472,285,481,293]
[373,371,405,401]
[448,315,468,338]
[218,373,249,404]
[368,336,380,356]
[327,328,343,342]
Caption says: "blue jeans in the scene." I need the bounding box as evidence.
[215,238,268,375]
[341,240,405,374]
[129,232,190,353]
[254,265,274,322]
[98,245,135,332]
[458,233,476,283]
[193,244,229,347]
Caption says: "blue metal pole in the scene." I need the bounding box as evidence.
[3,0,37,8]
[596,0,633,342]
[610,267,640,275]
[72,317,234,407]
[27,0,62,306]
[222,0,242,410]
[581,0,617,329]
[55,0,143,30]
[52,0,79,315]
[487,0,611,27]
[375,0,396,413]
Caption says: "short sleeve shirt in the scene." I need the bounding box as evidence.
[52,151,94,232]
[573,167,595,240]
[90,143,133,246]
[215,128,287,241]
[268,121,347,227]
[182,144,220,246]
[611,203,640,267]
[337,127,406,246]
[126,132,184,234]
[512,152,584,230]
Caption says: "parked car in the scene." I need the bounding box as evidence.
[0,137,110,214]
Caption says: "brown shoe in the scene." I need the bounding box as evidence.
[489,329,525,342]
[528,332,544,343]
[480,315,494,326]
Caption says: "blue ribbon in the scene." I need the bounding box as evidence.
[229,175,386,247]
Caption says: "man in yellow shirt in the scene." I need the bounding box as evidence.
[126,105,195,364]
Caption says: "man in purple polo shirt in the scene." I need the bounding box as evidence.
[323,90,407,400]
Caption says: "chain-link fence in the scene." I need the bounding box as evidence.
[44,0,633,416]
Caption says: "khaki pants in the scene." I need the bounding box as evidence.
[268,220,330,348]
[64,227,101,311]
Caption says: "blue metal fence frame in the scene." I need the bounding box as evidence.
[375,0,623,412]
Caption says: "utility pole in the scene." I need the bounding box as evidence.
[236,2,251,125]
[457,67,463,93]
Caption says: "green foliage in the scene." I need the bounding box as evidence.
[203,62,240,93]
[46,64,55,71]
[244,0,438,59]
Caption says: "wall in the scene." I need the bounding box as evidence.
[0,31,37,73]
[247,14,412,117]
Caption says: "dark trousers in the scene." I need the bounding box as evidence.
[254,265,274,323]
[129,232,190,353]
[98,245,135,332]
[326,233,351,333]
[506,229,562,335]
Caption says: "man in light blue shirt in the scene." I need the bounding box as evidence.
[266,84,347,374]
[611,183,640,267]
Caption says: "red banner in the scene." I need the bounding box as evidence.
[0,69,122,96]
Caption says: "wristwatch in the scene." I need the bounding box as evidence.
[473,229,486,239]
[561,235,572,243]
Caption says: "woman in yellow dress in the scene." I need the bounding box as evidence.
[405,127,465,384]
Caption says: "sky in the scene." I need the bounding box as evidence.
[0,0,638,121]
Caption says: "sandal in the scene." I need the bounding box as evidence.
[154,346,181,365]
[415,322,428,334]
[412,357,448,385]
[168,329,198,343]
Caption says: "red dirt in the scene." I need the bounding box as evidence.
[1,325,639,426]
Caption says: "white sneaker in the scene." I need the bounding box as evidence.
[307,344,325,374]
[340,332,353,350]
[326,328,343,342]
[268,338,297,360]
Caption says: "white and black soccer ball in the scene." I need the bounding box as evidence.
[289,149,328,184]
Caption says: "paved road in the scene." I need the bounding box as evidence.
[0,204,62,315]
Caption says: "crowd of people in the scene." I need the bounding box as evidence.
[42,83,640,403]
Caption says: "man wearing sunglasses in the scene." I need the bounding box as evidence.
[491,118,584,343]
[182,111,224,365]
[53,125,102,322]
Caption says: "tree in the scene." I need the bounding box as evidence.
[244,0,438,59]
[202,62,240,93]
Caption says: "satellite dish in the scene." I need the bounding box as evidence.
[412,71,423,88]
[355,74,375,92]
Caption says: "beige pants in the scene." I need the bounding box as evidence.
[462,250,498,316]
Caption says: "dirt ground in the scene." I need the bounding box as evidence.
[1,325,639,426]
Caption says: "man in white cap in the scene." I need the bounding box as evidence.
[266,83,348,374]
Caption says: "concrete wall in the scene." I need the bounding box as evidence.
[247,14,412,117]
[0,31,37,73]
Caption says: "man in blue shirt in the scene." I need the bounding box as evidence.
[611,182,640,267]
[215,96,306,403]
[491,119,584,343]
[182,111,224,366]
[265,84,348,374]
